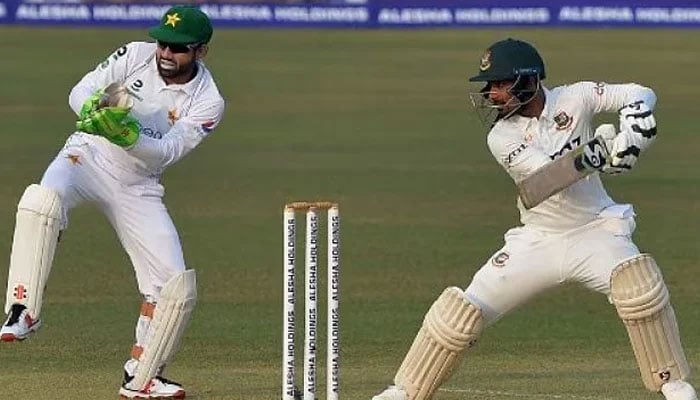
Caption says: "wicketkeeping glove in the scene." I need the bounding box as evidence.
[618,100,656,151]
[76,106,140,148]
[78,88,105,119]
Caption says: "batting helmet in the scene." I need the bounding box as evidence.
[469,38,545,83]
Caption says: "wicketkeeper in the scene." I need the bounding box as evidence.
[371,38,697,400]
[1,6,225,399]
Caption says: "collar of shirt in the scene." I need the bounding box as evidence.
[150,58,204,96]
[538,85,553,122]
[505,85,553,127]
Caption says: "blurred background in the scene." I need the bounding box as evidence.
[1,1,699,400]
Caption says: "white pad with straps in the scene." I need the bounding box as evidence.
[4,184,61,319]
[129,270,197,391]
[395,287,483,400]
[611,254,690,391]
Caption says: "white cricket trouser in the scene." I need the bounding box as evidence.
[39,134,186,300]
[465,211,639,327]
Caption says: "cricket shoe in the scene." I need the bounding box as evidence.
[662,380,698,400]
[0,304,41,342]
[371,385,406,400]
[119,371,186,399]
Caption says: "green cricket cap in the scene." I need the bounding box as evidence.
[149,6,213,45]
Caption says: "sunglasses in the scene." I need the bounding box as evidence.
[157,41,198,54]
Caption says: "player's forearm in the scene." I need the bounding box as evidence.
[596,83,657,113]
[489,135,552,182]
[69,82,97,116]
[505,152,552,182]
[69,69,111,117]
[69,56,127,116]
[128,126,203,170]
[630,85,656,109]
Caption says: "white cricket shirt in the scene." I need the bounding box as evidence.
[68,41,225,179]
[487,81,656,231]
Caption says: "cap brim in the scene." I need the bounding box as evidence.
[148,26,199,44]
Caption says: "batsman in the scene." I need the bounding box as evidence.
[1,6,224,399]
[371,38,697,400]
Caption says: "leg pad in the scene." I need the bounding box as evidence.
[395,287,483,400]
[4,184,61,319]
[611,254,690,391]
[129,270,197,391]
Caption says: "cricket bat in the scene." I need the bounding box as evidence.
[516,136,609,209]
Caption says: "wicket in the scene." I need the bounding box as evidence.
[283,202,341,400]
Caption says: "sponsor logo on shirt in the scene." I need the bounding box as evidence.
[141,127,162,139]
[491,251,509,267]
[503,143,527,167]
[594,82,606,96]
[549,136,581,159]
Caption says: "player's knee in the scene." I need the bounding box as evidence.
[610,253,668,320]
[425,287,483,350]
[18,184,63,218]
[156,270,197,303]
[463,288,498,327]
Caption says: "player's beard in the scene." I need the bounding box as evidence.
[156,54,197,81]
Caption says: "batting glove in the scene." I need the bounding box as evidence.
[574,132,610,173]
[76,106,140,148]
[594,123,645,174]
[618,100,656,151]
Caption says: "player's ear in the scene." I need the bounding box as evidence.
[195,45,208,60]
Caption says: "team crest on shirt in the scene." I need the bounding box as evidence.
[65,154,81,165]
[168,109,179,126]
[554,110,573,130]
[491,251,509,267]
[479,50,492,71]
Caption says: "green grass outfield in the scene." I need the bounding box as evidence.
[1,27,699,399]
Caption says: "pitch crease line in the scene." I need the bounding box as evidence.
[440,387,613,400]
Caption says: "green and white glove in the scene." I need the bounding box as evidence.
[76,106,140,148]
[78,88,105,119]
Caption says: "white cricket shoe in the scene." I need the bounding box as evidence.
[662,380,698,400]
[119,375,186,399]
[372,385,407,400]
[0,304,41,342]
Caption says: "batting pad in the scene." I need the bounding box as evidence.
[394,287,483,400]
[130,270,197,390]
[611,254,690,391]
[4,184,61,319]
